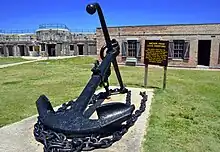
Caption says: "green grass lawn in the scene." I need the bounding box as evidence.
[143,69,220,152]
[0,57,30,65]
[0,56,220,152]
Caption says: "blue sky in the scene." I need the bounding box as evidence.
[0,0,219,31]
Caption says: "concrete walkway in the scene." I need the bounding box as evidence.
[0,87,154,152]
[0,59,43,69]
[0,56,77,69]
[21,56,78,60]
[118,64,220,71]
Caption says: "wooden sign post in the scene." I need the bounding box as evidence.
[144,64,148,88]
[144,40,169,90]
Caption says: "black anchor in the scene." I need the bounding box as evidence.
[34,3,147,152]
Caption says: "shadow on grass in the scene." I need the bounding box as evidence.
[139,85,162,90]
[146,86,161,89]
[125,83,162,91]
[2,80,23,85]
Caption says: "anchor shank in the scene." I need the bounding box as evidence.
[74,52,115,113]
[95,3,112,50]
[87,3,126,92]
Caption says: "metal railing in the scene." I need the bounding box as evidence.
[0,26,96,35]
[70,29,96,34]
[0,29,36,34]
[38,24,70,30]
[0,35,35,42]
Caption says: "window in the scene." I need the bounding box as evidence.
[70,45,74,51]
[168,40,190,60]
[173,40,184,59]
[29,46,33,51]
[127,40,137,57]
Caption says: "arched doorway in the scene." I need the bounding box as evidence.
[77,44,84,55]
[19,45,25,56]
[47,44,56,56]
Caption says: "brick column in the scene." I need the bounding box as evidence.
[56,44,61,56]
[74,44,77,56]
[188,39,198,67]
[17,45,20,56]
[210,38,220,67]
[140,38,145,63]
[3,45,8,57]
[24,45,29,56]
[84,42,88,55]
[13,45,19,56]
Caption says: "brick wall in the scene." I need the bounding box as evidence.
[96,24,220,68]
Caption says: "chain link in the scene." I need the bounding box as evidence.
[34,90,148,152]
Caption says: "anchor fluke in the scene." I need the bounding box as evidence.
[36,95,55,117]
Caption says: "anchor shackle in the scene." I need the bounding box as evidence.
[100,39,120,60]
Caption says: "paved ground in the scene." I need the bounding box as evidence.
[0,60,43,69]
[0,87,154,152]
[0,56,77,69]
[21,56,77,60]
[126,64,220,71]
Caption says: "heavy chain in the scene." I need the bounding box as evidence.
[34,90,148,152]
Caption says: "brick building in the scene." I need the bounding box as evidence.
[96,23,220,68]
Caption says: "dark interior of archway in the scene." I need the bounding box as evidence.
[8,46,13,56]
[198,40,211,66]
[47,44,56,56]
[19,45,25,56]
[0,47,4,55]
[78,44,84,55]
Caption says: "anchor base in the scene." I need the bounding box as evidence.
[33,91,148,152]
